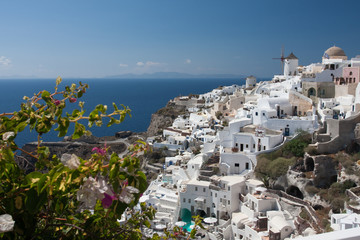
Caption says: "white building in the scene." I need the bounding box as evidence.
[246,76,257,89]
[179,179,212,219]
[284,52,299,78]
[331,212,360,231]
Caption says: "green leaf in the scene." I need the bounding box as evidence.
[25,188,46,214]
[107,117,117,127]
[15,121,28,133]
[37,174,49,194]
[54,117,70,137]
[41,90,52,105]
[25,171,43,187]
[77,90,83,98]
[71,109,81,118]
[1,147,14,161]
[73,122,85,139]
[114,200,127,216]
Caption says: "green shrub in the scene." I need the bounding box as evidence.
[255,133,311,179]
[305,146,318,155]
[255,157,271,178]
[282,133,311,157]
[267,157,296,179]
[299,209,310,220]
[331,197,345,213]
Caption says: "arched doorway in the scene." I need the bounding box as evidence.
[305,157,314,172]
[180,208,192,223]
[308,88,316,97]
[286,185,304,199]
[195,209,206,218]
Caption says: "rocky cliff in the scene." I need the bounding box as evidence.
[146,102,186,136]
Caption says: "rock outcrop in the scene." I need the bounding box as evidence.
[146,102,186,137]
[19,134,128,173]
[304,153,337,188]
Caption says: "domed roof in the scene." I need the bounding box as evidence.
[324,46,346,57]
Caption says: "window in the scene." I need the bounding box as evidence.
[235,163,239,167]
[224,195,226,198]
[204,199,206,204]
[211,192,212,196]
[253,144,255,149]
[188,199,191,203]
[262,113,265,116]
[228,200,230,204]
[350,71,353,75]
[255,112,258,116]
[203,188,206,193]
[228,186,230,191]
[183,198,186,202]
[263,146,266,150]
[195,187,198,191]
[246,144,248,148]
[215,193,217,197]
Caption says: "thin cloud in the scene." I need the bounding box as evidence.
[185,59,191,64]
[119,63,128,67]
[0,56,11,66]
[136,61,162,67]
[145,61,161,66]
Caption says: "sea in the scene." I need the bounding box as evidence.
[0,78,255,147]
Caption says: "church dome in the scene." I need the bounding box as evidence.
[324,46,346,57]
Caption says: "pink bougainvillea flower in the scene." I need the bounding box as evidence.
[53,100,61,106]
[122,179,128,187]
[69,97,77,103]
[92,147,106,155]
[102,192,117,208]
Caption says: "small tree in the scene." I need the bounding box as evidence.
[0,78,202,239]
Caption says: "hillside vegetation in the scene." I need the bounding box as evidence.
[255,132,312,179]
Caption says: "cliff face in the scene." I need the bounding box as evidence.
[146,103,186,137]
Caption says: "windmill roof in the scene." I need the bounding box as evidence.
[286,52,298,59]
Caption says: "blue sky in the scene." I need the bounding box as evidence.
[0,0,359,78]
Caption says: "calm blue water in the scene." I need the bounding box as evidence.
[0,78,249,147]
